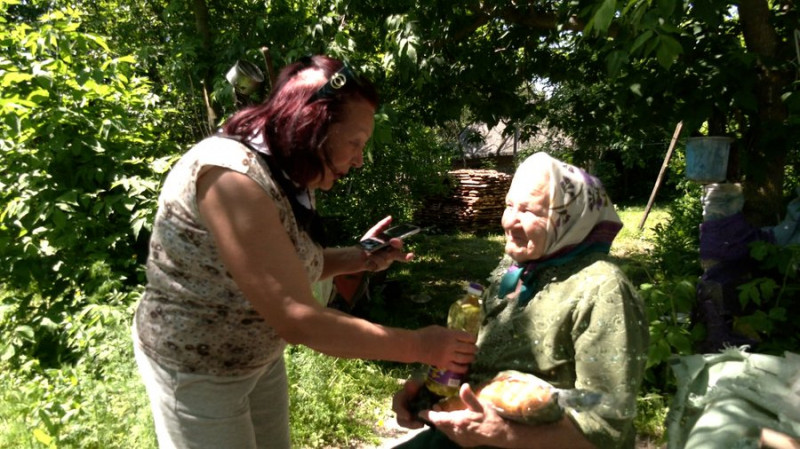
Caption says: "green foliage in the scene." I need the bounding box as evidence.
[648,185,703,278]
[633,392,669,445]
[634,191,704,393]
[733,241,800,354]
[286,346,403,448]
[0,12,178,446]
[0,2,178,368]
[639,276,703,391]
[0,297,156,449]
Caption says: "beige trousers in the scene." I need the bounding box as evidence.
[132,325,290,449]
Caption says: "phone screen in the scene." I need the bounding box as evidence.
[359,238,386,252]
[359,223,420,253]
[382,223,420,239]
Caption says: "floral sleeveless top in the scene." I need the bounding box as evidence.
[134,136,324,376]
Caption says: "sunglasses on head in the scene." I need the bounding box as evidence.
[298,56,360,104]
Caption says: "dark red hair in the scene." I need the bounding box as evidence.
[222,55,379,186]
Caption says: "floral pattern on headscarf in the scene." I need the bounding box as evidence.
[518,152,621,259]
[499,153,623,305]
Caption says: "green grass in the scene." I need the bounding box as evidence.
[612,204,671,288]
[0,302,157,449]
[0,205,670,449]
[285,347,406,448]
[614,204,670,258]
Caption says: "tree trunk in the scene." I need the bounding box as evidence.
[737,0,790,226]
[191,0,217,133]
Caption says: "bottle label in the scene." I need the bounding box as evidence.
[428,367,463,389]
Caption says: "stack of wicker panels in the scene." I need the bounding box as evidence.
[415,169,512,233]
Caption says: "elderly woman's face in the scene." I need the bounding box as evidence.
[312,98,375,191]
[501,171,550,262]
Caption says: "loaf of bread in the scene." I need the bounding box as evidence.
[478,371,564,423]
[435,370,564,424]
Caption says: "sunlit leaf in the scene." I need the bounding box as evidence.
[593,0,617,33]
[33,428,53,446]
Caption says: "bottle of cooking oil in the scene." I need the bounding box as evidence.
[408,282,484,414]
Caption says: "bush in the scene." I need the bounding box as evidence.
[637,191,705,393]
[0,2,178,370]
[0,295,155,449]
[734,241,800,354]
[648,186,703,279]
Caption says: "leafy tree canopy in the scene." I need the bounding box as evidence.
[1,0,798,368]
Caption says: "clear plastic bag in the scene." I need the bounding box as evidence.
[770,186,800,245]
[702,183,744,222]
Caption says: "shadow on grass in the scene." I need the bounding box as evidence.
[350,232,505,331]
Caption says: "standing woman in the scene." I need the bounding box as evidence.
[132,55,477,449]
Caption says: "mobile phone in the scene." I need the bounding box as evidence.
[359,223,421,253]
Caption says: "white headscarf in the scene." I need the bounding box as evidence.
[514,152,623,259]
[499,153,623,304]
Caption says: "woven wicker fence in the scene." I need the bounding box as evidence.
[415,169,512,234]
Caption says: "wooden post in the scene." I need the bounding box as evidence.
[638,121,684,230]
[260,46,276,93]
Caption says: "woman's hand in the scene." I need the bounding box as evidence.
[415,326,477,373]
[360,216,414,271]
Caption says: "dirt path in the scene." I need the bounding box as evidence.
[355,414,426,448]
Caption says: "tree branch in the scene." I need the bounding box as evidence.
[437,4,584,47]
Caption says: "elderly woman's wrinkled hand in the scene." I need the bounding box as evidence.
[392,378,426,430]
[422,383,511,448]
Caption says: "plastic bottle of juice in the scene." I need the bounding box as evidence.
[408,282,484,413]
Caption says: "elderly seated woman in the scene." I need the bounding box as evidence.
[392,152,650,449]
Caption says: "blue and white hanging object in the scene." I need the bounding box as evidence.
[685,136,733,184]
